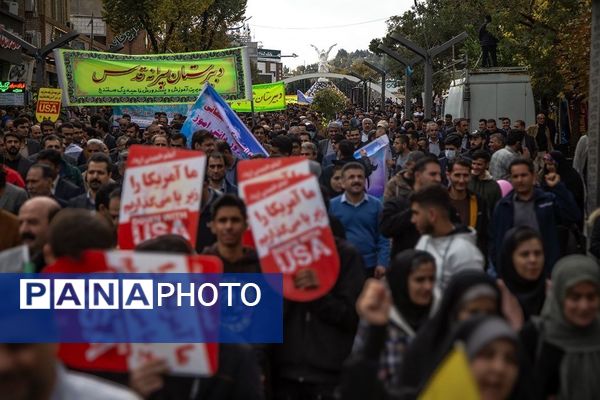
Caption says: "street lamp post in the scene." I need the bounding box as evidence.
[363,60,386,107]
[389,31,468,119]
[377,44,421,119]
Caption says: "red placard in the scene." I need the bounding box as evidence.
[118,145,205,249]
[243,174,340,301]
[45,250,221,376]
[237,157,312,248]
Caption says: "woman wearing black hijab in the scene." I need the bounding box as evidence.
[342,250,439,397]
[498,227,546,320]
[419,316,533,400]
[398,270,504,397]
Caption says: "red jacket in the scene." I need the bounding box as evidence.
[2,166,24,188]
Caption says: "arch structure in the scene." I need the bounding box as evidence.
[282,72,402,101]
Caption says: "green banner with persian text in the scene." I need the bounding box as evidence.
[228,82,286,112]
[53,47,252,106]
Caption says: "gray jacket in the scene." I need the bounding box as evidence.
[0,183,27,214]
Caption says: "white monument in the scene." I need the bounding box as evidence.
[310,43,337,81]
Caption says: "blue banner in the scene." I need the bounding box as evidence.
[297,90,313,104]
[181,84,269,159]
[2,273,282,343]
[354,135,390,198]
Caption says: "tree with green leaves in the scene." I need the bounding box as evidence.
[102,0,247,53]
[370,0,591,108]
[311,87,347,120]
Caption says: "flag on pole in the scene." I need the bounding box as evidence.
[297,90,313,104]
[181,83,269,159]
[418,343,480,400]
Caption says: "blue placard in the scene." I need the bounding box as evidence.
[1,273,282,343]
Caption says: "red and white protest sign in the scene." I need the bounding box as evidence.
[237,157,312,247]
[243,174,340,301]
[45,250,222,376]
[237,157,311,198]
[118,145,205,249]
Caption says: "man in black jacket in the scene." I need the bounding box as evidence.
[479,15,499,67]
[3,131,33,180]
[268,239,365,400]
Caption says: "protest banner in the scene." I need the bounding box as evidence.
[53,47,252,106]
[243,173,340,301]
[237,157,312,248]
[228,81,286,112]
[46,250,222,376]
[237,156,312,199]
[113,104,190,128]
[35,88,62,122]
[181,83,269,159]
[118,145,205,249]
[285,95,298,104]
[354,134,390,198]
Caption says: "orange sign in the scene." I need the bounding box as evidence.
[35,88,62,122]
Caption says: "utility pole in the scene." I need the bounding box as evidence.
[363,60,386,107]
[378,44,421,119]
[0,28,79,89]
[389,31,468,119]
[588,0,600,213]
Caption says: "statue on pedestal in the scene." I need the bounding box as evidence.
[310,43,337,74]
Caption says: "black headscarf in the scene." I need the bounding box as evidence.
[420,316,534,400]
[399,270,501,396]
[498,227,546,320]
[387,249,436,331]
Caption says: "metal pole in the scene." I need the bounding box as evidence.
[381,72,385,106]
[363,80,367,110]
[405,71,412,119]
[588,0,600,213]
[424,59,433,119]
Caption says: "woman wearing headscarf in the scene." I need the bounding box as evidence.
[420,316,524,400]
[520,255,600,399]
[398,270,504,398]
[498,227,546,320]
[341,250,439,397]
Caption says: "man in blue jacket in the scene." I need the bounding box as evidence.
[329,162,390,278]
[490,158,580,275]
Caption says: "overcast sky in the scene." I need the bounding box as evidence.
[244,0,413,69]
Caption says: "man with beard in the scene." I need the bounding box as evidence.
[446,158,489,257]
[411,184,484,291]
[329,162,389,278]
[13,117,40,157]
[206,152,237,194]
[3,131,33,180]
[68,153,111,209]
[17,197,60,271]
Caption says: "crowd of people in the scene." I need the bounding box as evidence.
[0,101,598,400]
